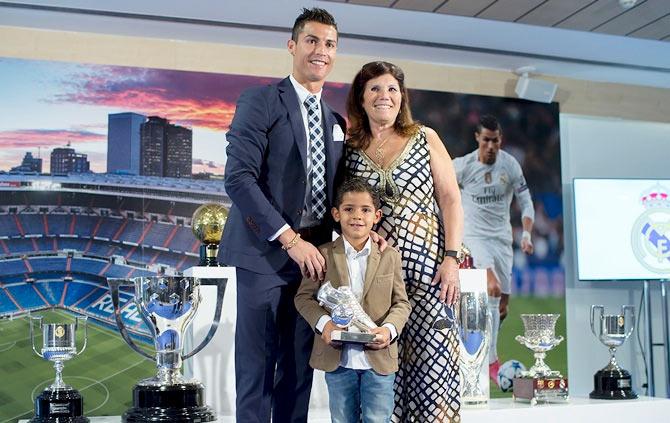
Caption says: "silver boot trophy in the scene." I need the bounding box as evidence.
[513,314,568,404]
[108,276,226,422]
[29,315,89,423]
[317,281,377,343]
[589,305,637,399]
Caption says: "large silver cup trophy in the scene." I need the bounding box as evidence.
[455,290,491,405]
[29,315,89,423]
[108,276,226,422]
[317,281,377,343]
[589,305,637,399]
[513,314,568,404]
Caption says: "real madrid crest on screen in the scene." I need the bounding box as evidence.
[631,185,670,274]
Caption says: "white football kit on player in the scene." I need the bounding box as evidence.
[453,149,534,294]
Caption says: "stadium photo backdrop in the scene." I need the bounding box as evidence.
[0,57,563,420]
[409,90,564,397]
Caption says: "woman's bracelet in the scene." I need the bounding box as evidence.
[281,233,301,251]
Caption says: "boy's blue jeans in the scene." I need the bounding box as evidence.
[324,366,395,423]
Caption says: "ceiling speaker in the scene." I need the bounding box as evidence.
[515,74,557,103]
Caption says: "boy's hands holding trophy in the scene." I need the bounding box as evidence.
[321,320,340,346]
[366,326,391,349]
[317,282,377,344]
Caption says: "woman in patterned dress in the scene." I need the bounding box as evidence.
[345,61,464,422]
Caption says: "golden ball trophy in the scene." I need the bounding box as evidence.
[513,314,568,405]
[191,203,228,267]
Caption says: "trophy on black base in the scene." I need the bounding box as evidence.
[513,314,568,405]
[590,305,638,400]
[108,276,226,422]
[191,203,228,267]
[29,315,89,423]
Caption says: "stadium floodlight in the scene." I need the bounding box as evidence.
[619,0,637,9]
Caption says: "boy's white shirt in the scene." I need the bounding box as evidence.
[315,236,398,370]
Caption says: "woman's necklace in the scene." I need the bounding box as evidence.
[373,134,393,163]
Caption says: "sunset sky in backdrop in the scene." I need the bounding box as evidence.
[0,57,348,175]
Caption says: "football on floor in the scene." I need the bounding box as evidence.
[497,359,527,392]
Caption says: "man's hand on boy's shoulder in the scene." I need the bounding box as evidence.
[280,229,326,282]
[366,326,391,350]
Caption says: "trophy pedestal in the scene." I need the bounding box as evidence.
[183,266,231,278]
[331,330,376,343]
[30,388,89,423]
[123,383,216,423]
[590,368,637,400]
[513,376,568,405]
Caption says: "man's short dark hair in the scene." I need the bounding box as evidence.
[334,177,381,210]
[476,114,502,134]
[291,7,338,41]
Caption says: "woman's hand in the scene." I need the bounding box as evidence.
[369,230,388,252]
[431,257,460,305]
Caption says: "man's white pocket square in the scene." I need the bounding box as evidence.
[332,124,345,142]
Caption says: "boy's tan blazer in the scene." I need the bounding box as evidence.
[294,236,411,375]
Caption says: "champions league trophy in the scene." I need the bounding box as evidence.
[456,288,491,405]
[191,203,228,267]
[29,315,89,423]
[317,282,377,343]
[513,314,568,404]
[108,276,226,422]
[590,305,638,399]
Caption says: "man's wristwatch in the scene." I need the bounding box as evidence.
[445,249,462,265]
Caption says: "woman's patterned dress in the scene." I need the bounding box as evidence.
[346,127,461,422]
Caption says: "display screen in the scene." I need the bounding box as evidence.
[573,178,670,281]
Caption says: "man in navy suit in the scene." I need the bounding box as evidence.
[219,8,345,423]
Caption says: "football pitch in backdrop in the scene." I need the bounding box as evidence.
[0,310,155,421]
[0,56,564,415]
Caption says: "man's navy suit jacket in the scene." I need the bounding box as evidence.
[220,77,346,275]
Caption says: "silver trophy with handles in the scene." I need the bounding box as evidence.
[589,305,637,399]
[108,276,226,422]
[29,314,89,423]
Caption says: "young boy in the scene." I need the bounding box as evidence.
[295,177,411,423]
